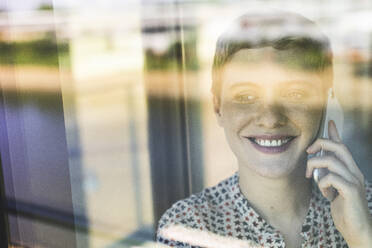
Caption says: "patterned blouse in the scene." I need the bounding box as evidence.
[157,172,372,248]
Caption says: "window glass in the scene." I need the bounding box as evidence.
[0,0,372,247]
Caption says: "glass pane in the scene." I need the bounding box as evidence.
[1,0,372,248]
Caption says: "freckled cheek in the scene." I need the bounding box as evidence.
[285,105,322,138]
[221,103,257,132]
[221,100,323,137]
[220,102,257,124]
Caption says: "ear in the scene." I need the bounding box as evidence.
[213,95,224,127]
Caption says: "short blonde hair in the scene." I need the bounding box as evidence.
[211,11,333,101]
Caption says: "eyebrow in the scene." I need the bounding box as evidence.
[282,80,318,89]
[228,80,318,91]
[228,82,258,91]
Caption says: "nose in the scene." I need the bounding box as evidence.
[255,101,287,129]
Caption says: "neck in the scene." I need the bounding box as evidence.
[238,162,312,227]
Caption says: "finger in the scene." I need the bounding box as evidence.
[307,138,346,159]
[318,172,359,200]
[306,155,359,185]
[328,120,342,143]
[306,139,364,182]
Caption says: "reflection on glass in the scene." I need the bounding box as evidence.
[0,0,371,248]
[156,6,372,248]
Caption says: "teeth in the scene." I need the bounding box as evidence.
[254,138,290,147]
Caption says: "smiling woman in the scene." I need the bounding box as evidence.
[156,9,372,248]
[219,57,324,177]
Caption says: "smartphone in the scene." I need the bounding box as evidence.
[312,88,344,183]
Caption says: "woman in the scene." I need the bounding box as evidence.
[156,10,372,248]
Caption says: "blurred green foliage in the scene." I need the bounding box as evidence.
[38,4,54,11]
[145,38,199,71]
[0,38,68,67]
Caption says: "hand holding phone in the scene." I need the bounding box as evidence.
[306,89,372,246]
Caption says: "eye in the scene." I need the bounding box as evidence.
[285,90,307,100]
[233,93,258,103]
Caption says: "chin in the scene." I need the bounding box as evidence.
[242,158,301,179]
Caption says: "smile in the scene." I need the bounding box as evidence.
[245,135,296,154]
[252,138,291,147]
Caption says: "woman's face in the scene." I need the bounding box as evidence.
[216,48,326,178]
